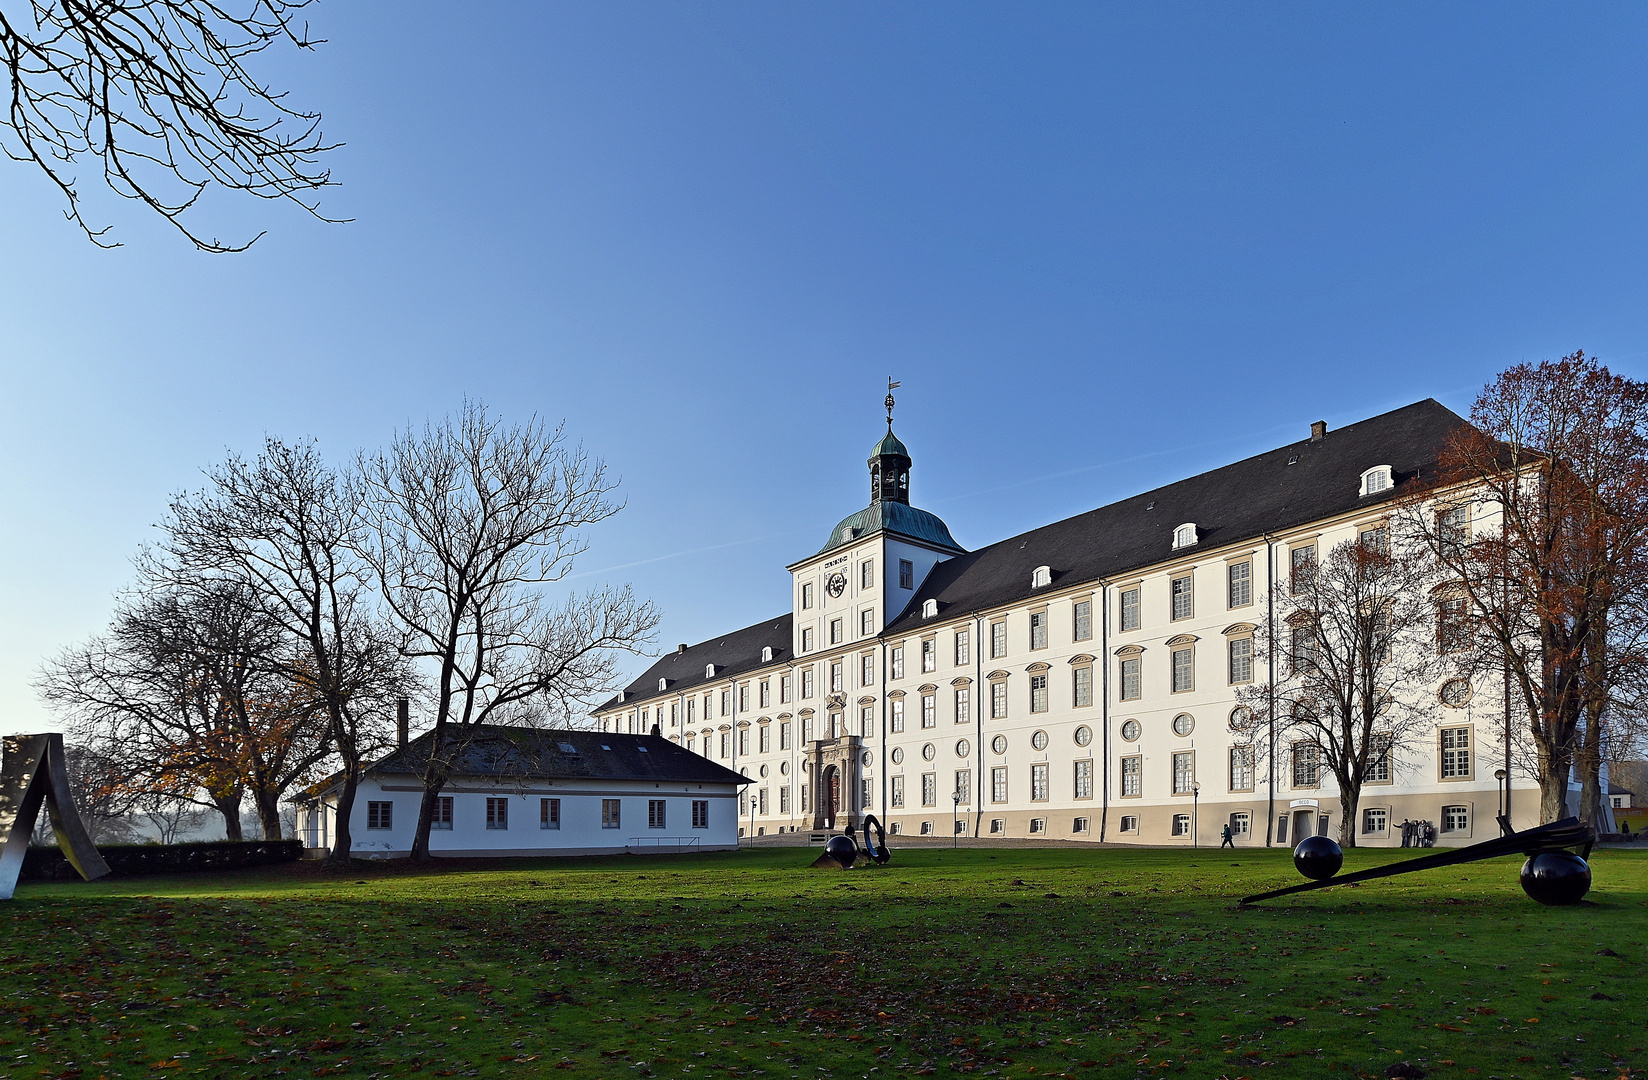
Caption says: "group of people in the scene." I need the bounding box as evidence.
[1400,818,1436,847]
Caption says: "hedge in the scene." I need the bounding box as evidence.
[20,839,303,881]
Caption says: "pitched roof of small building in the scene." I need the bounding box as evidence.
[597,613,792,714]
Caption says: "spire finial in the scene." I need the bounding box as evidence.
[885,377,900,429]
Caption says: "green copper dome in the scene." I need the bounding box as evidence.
[868,428,909,462]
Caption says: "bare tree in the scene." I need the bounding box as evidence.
[359,401,659,861]
[1235,526,1443,846]
[0,0,340,250]
[1400,353,1648,825]
[149,437,414,861]
[136,790,209,843]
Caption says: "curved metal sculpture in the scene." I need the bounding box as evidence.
[823,833,858,869]
[0,734,111,900]
[859,815,891,864]
[1242,816,1595,906]
[1292,834,1344,880]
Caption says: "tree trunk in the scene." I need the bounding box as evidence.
[211,791,244,840]
[1536,738,1572,823]
[328,768,360,863]
[255,790,284,840]
[1337,786,1360,848]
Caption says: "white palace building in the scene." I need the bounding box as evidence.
[594,397,1535,848]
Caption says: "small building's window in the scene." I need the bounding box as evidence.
[1072,665,1093,708]
[921,638,936,673]
[954,686,970,724]
[367,801,392,830]
[1172,523,1198,549]
[991,681,1008,720]
[648,799,667,829]
[432,796,453,830]
[1029,817,1046,834]
[1073,758,1093,800]
[955,629,970,665]
[1362,807,1388,834]
[691,800,708,828]
[990,818,1005,834]
[899,559,914,589]
[1121,756,1142,797]
[1030,611,1048,650]
[1229,745,1254,792]
[1229,637,1253,684]
[1072,816,1089,833]
[1073,599,1092,642]
[1171,574,1193,620]
[1172,646,1194,692]
[990,620,1007,659]
[1120,586,1140,632]
[861,559,874,589]
[1120,657,1141,701]
[540,798,561,830]
[1442,805,1469,833]
[1228,560,1252,608]
[1172,751,1195,795]
[1032,565,1052,589]
[1029,673,1048,713]
[1031,763,1049,801]
[1171,813,1191,837]
[601,799,622,829]
[991,767,1008,803]
[1441,726,1472,779]
[486,798,509,830]
[1119,814,1139,833]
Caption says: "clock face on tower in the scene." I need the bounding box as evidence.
[826,571,847,598]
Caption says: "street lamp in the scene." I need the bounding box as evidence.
[1192,783,1201,849]
[1495,769,1510,835]
[952,791,961,849]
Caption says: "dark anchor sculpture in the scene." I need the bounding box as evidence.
[857,815,891,865]
[1241,816,1596,907]
[0,733,112,900]
[809,816,892,870]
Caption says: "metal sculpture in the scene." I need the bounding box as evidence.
[823,833,858,869]
[1242,816,1596,906]
[1292,834,1344,880]
[0,734,111,899]
[858,815,891,865]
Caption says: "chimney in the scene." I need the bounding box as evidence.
[1310,420,1327,442]
[650,722,661,737]
[677,643,688,655]
[396,698,409,748]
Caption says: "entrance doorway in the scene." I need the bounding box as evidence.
[822,764,840,828]
[1292,809,1316,841]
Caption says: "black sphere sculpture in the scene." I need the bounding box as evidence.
[1520,850,1591,906]
[824,833,859,869]
[1293,835,1344,880]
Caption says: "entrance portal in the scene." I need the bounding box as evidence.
[822,764,839,829]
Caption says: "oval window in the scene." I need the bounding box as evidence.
[1228,705,1254,731]
[891,747,904,764]
[1074,725,1092,747]
[991,734,1008,755]
[1120,719,1141,742]
[1031,730,1049,751]
[1172,713,1195,737]
[862,750,873,767]
[922,742,936,761]
[779,760,789,775]
[759,764,768,778]
[1440,678,1472,708]
[956,738,971,758]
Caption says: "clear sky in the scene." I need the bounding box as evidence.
[4,4,1647,735]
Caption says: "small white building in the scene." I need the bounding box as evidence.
[294,726,749,858]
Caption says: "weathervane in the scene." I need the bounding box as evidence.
[885,378,900,429]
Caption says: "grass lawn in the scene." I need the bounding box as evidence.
[3,844,1645,1080]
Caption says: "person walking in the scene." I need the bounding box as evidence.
[1220,824,1234,848]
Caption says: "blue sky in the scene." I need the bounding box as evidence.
[4,4,1647,733]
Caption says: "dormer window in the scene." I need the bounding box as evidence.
[1172,523,1198,549]
[704,664,717,680]
[657,677,668,692]
[1031,565,1052,589]
[1360,465,1394,497]
[840,525,857,541]
[761,647,774,663]
[922,598,938,619]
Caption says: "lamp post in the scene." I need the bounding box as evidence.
[952,791,961,849]
[1192,783,1201,849]
[1495,769,1510,835]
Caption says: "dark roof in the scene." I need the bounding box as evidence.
[1609,784,1635,797]
[882,398,1469,635]
[869,429,910,460]
[597,613,793,713]
[364,726,749,786]
[811,499,966,559]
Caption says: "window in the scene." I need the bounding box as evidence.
[830,618,843,645]
[738,727,749,755]
[686,698,696,724]
[780,721,791,750]
[802,627,815,652]
[990,620,1007,659]
[954,686,970,724]
[1290,623,1318,673]
[1437,592,1469,653]
[955,769,971,799]
[1229,745,1254,792]
[1229,811,1250,837]
[891,698,905,732]
[921,638,936,673]
[1171,814,1191,836]
[648,800,667,829]
[1030,763,1049,801]
[540,798,561,830]
[1074,758,1093,800]
[1442,805,1469,833]
[802,783,809,812]
[1120,587,1140,631]
[759,681,771,708]
[990,818,1005,834]
[1292,742,1321,787]
[1172,751,1195,794]
[780,786,790,813]
[780,675,791,703]
[486,798,509,830]
[830,662,843,694]
[920,820,934,835]
[720,732,730,758]
[691,800,709,829]
[1120,657,1140,701]
[1072,665,1092,708]
[1119,814,1139,833]
[1029,817,1047,834]
[861,609,875,636]
[739,684,749,712]
[759,724,771,753]
[991,681,1008,720]
[802,582,814,609]
[1367,733,1391,782]
[858,780,868,811]
[1172,646,1193,692]
[432,796,453,830]
[802,717,813,742]
[1121,756,1142,797]
[1360,524,1390,555]
[891,775,905,808]
[921,693,936,728]
[899,559,914,589]
[922,773,937,806]
[721,690,731,716]
[1074,724,1092,746]
[1073,599,1092,642]
[1030,611,1048,650]
[367,801,392,830]
[1027,673,1047,713]
[1438,505,1469,560]
[922,598,938,618]
[1362,807,1388,834]
[1172,712,1195,737]
[1121,718,1140,741]
[602,799,622,829]
[1291,545,1317,593]
[991,767,1008,803]
[991,733,1006,754]
[1171,574,1193,620]
[802,668,814,698]
[1229,637,1252,684]
[1031,565,1052,589]
[1441,726,1471,779]
[861,560,874,588]
[861,653,875,687]
[1228,560,1252,608]
[955,629,970,666]
[890,646,904,680]
[1361,466,1393,496]
[860,705,873,737]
